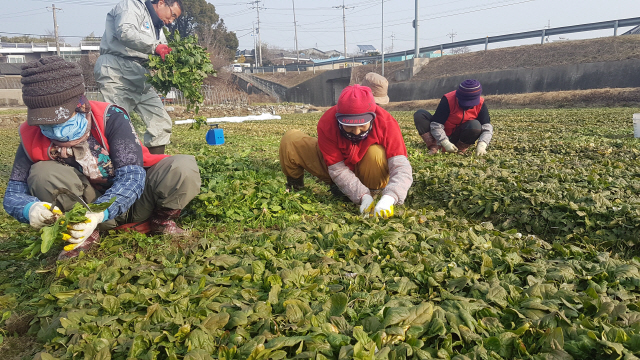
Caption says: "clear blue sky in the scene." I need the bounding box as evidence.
[4,0,638,54]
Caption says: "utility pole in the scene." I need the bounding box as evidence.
[252,23,257,69]
[292,0,299,63]
[250,1,263,67]
[414,0,419,58]
[447,29,457,43]
[47,4,62,56]
[381,0,384,76]
[333,1,353,59]
[391,33,396,52]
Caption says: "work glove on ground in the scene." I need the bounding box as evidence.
[66,211,105,244]
[373,195,395,218]
[440,139,458,153]
[476,141,488,156]
[359,194,375,218]
[28,202,62,229]
[155,44,173,61]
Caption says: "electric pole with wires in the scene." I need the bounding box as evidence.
[47,4,62,56]
[333,1,353,59]
[250,0,263,67]
[292,0,299,64]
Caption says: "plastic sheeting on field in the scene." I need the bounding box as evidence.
[174,113,282,125]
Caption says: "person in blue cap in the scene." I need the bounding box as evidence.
[413,79,493,156]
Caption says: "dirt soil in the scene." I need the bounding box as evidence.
[382,87,640,111]
[253,70,328,87]
[413,35,640,81]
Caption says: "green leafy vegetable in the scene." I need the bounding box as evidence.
[146,29,216,114]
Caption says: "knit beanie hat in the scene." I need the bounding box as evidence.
[455,79,482,107]
[21,56,86,126]
[336,84,377,125]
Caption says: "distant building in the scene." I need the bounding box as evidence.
[357,45,378,56]
[300,48,342,60]
[235,49,255,61]
[0,40,100,63]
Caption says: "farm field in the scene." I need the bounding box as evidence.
[1,107,640,359]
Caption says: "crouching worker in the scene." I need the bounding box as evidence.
[279,85,412,218]
[2,57,201,260]
[414,79,493,156]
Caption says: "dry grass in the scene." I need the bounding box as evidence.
[382,87,640,111]
[413,35,640,81]
[253,70,328,87]
[350,62,406,84]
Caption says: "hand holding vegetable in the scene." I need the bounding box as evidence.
[476,141,488,156]
[373,195,395,218]
[441,139,458,153]
[155,44,172,61]
[28,202,62,229]
[66,211,105,243]
[146,30,216,114]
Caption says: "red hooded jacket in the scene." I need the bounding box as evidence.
[317,105,408,170]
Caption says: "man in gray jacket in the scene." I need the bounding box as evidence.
[94,0,182,154]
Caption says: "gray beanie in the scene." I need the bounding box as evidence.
[21,56,85,126]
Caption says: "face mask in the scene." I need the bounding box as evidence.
[39,112,88,142]
[339,121,373,143]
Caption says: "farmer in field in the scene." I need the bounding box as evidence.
[3,57,201,260]
[94,0,183,155]
[279,85,413,218]
[414,79,493,156]
[361,72,389,105]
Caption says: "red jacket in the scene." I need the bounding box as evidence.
[443,91,485,136]
[19,101,168,168]
[317,105,408,170]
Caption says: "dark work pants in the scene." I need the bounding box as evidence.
[413,109,482,145]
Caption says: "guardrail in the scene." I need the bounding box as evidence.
[247,16,640,73]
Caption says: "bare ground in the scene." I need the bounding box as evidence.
[382,87,640,111]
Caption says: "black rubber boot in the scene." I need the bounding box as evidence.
[286,176,304,191]
[148,145,166,155]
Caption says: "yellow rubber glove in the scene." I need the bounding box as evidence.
[373,195,395,218]
[359,194,375,218]
[28,202,62,229]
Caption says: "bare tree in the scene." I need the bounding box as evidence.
[450,46,471,55]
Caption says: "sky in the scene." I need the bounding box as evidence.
[3,0,639,56]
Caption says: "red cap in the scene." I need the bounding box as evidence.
[336,84,377,125]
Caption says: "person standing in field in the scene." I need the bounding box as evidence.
[414,79,493,156]
[4,57,201,260]
[94,0,182,155]
[361,72,389,106]
[279,85,413,218]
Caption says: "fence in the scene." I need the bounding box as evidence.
[85,86,248,107]
[248,16,640,73]
[170,86,248,107]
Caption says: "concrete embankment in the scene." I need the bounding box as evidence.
[388,59,640,102]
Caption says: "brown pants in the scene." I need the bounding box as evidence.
[27,155,201,230]
[279,129,389,190]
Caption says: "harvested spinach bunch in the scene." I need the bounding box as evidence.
[22,200,113,258]
[146,29,216,114]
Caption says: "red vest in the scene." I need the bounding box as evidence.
[443,91,485,136]
[19,101,168,168]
